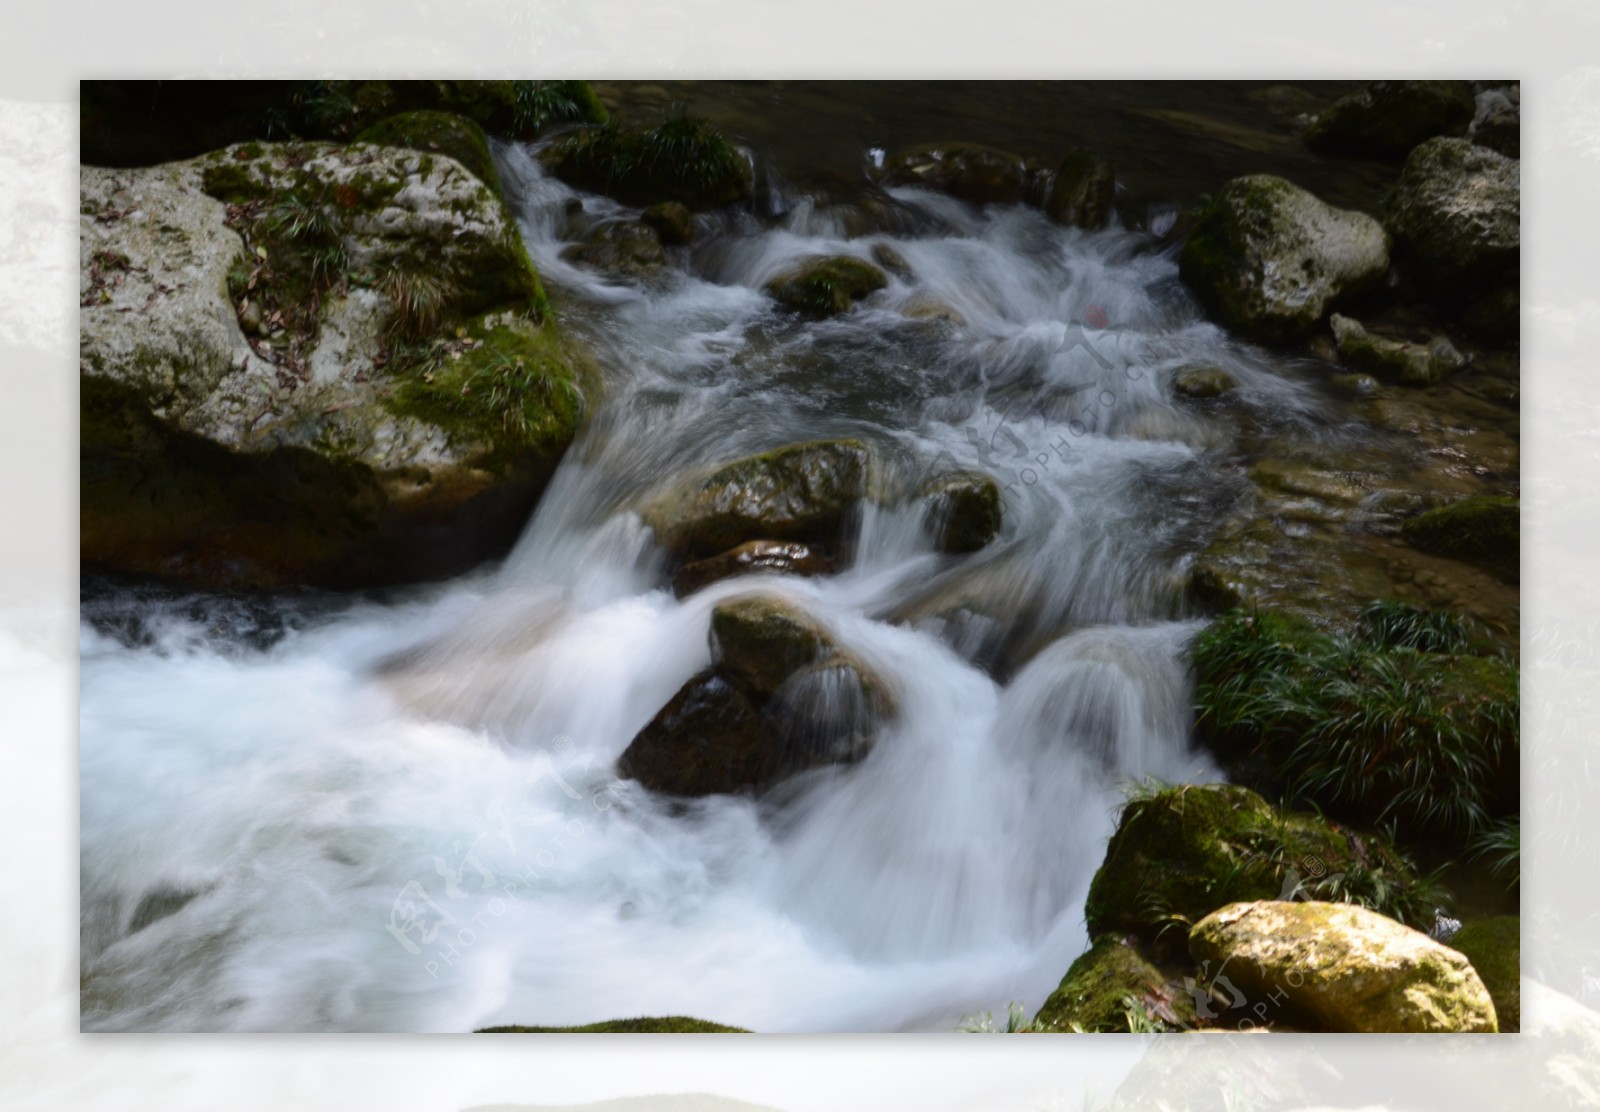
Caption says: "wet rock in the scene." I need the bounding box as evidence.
[710,595,830,699]
[540,116,751,210]
[643,439,872,561]
[1329,314,1465,386]
[1035,935,1195,1032]
[1449,916,1519,1032]
[559,220,668,278]
[1250,458,1368,504]
[671,540,833,598]
[1470,86,1520,159]
[880,143,1028,206]
[619,594,893,797]
[1385,137,1519,304]
[1172,366,1237,399]
[478,1016,748,1033]
[918,471,1002,553]
[900,295,966,326]
[1083,783,1421,957]
[869,241,913,281]
[1304,80,1475,159]
[1400,494,1519,581]
[1178,175,1389,342]
[764,254,888,316]
[615,670,782,796]
[1330,372,1380,396]
[1189,900,1498,1032]
[80,143,587,591]
[1044,149,1115,229]
[640,200,694,245]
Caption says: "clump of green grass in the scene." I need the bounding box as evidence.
[379,265,459,341]
[1360,599,1475,654]
[510,80,606,134]
[1191,606,1518,839]
[1470,815,1520,888]
[544,108,749,209]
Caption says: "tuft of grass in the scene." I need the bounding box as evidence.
[1192,606,1518,840]
[1360,599,1474,654]
[379,266,459,341]
[544,109,749,209]
[957,1002,1055,1033]
[1469,815,1520,888]
[510,80,606,134]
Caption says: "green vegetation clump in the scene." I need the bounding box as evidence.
[1084,782,1444,954]
[355,111,501,195]
[1191,607,1518,838]
[542,110,751,210]
[1448,916,1520,1031]
[511,79,609,134]
[1033,935,1194,1033]
[764,255,889,317]
[477,1016,746,1033]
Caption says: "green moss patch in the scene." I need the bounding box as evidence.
[1448,916,1519,1031]
[355,111,501,196]
[1400,495,1519,582]
[1034,935,1195,1032]
[477,1016,746,1033]
[765,255,889,317]
[542,111,750,210]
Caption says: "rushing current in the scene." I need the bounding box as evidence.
[78,137,1338,1033]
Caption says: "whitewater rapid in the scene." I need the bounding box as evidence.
[78,139,1337,1032]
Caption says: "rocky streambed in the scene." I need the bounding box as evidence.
[80,80,1518,1034]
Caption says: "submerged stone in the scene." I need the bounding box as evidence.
[1329,314,1464,386]
[764,255,888,316]
[880,142,1029,207]
[671,540,833,598]
[1044,149,1115,229]
[559,219,668,278]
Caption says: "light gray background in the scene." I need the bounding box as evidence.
[2,2,1593,1108]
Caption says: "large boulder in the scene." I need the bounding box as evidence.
[1448,916,1519,1032]
[764,255,888,316]
[1304,80,1476,159]
[1179,175,1389,342]
[1399,494,1519,581]
[353,110,502,197]
[643,439,873,561]
[1329,313,1465,386]
[81,142,590,590]
[1083,783,1429,957]
[1044,150,1115,229]
[1189,900,1498,1032]
[880,143,1029,207]
[1385,137,1519,304]
[618,595,893,797]
[1034,935,1195,1032]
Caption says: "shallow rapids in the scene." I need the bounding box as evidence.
[75,137,1358,1032]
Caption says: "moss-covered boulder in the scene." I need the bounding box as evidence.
[540,114,751,210]
[1329,313,1465,386]
[478,1016,746,1033]
[559,220,668,279]
[1190,900,1498,1032]
[619,594,892,797]
[1385,137,1519,304]
[643,439,873,561]
[1449,915,1519,1032]
[672,540,833,598]
[880,143,1029,207]
[764,255,888,317]
[80,142,590,590]
[1400,494,1519,581]
[918,471,1002,553]
[1044,150,1115,229]
[1304,80,1476,159]
[354,110,501,196]
[1035,935,1195,1032]
[1172,366,1237,399]
[1178,175,1390,342]
[1083,783,1433,955]
[641,200,694,245]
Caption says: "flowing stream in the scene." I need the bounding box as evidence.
[79,120,1382,1033]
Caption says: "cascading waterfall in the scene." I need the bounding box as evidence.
[78,136,1338,1033]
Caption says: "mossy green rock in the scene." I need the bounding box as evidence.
[881,143,1028,207]
[1044,150,1115,229]
[1179,175,1389,342]
[1449,916,1519,1032]
[478,1016,746,1033]
[644,439,873,561]
[918,471,1002,553]
[641,200,694,245]
[1083,783,1419,953]
[80,144,588,590]
[1305,80,1475,159]
[765,255,888,317]
[1035,936,1195,1032]
[1172,366,1237,399]
[1386,137,1519,304]
[710,595,830,699]
[541,117,751,210]
[1400,494,1519,581]
[1330,313,1464,386]
[354,110,501,196]
[1189,900,1498,1032]
[559,220,668,279]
